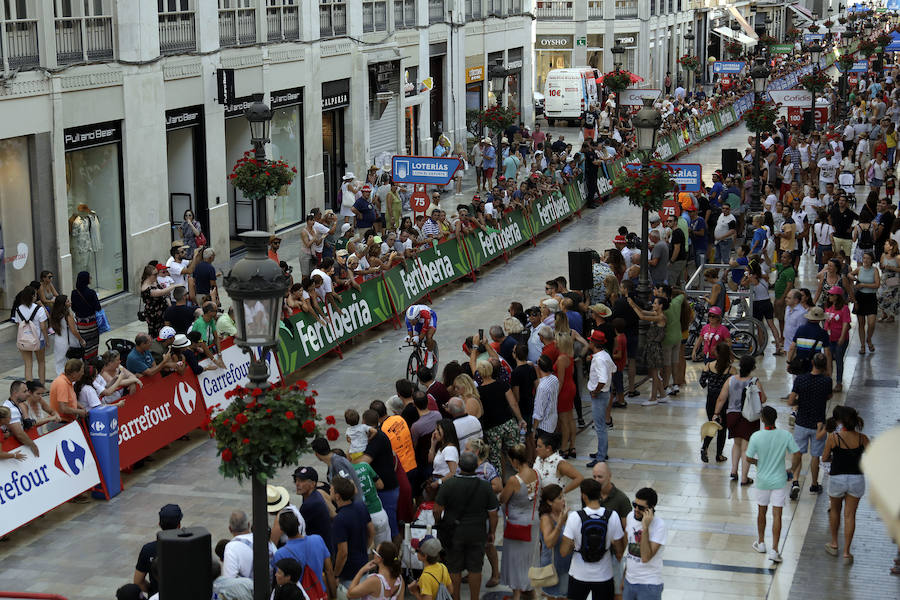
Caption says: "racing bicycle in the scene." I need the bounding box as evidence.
[400,337,440,386]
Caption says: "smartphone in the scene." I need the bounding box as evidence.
[478,328,484,340]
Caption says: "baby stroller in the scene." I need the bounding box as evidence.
[838,171,857,207]
[400,501,436,581]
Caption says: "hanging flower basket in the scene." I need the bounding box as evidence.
[725,41,743,57]
[481,105,521,136]
[837,53,856,72]
[677,54,701,73]
[858,39,877,57]
[612,162,674,213]
[603,70,633,92]
[203,381,340,482]
[743,101,778,134]
[799,70,831,93]
[785,28,801,42]
[806,24,820,33]
[230,151,297,200]
[758,34,777,46]
[838,17,847,25]
[824,20,834,28]
[876,32,893,51]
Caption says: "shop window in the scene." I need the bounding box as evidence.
[0,137,36,312]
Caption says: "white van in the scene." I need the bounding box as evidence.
[543,67,599,126]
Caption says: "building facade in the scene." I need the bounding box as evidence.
[0,0,531,309]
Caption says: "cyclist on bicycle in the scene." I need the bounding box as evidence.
[405,304,437,366]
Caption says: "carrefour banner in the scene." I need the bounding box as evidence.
[463,211,531,269]
[278,275,397,372]
[0,422,100,537]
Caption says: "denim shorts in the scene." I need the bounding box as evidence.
[793,424,825,456]
[828,474,865,498]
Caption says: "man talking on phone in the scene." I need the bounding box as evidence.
[622,487,667,600]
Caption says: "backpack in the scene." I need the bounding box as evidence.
[425,568,453,600]
[301,564,327,600]
[740,377,762,422]
[576,509,610,562]
[858,224,874,250]
[16,306,41,352]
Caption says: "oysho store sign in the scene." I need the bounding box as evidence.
[0,422,100,537]
[64,120,122,151]
[536,35,573,49]
[199,340,281,412]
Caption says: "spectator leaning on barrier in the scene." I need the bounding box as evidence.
[126,333,174,377]
[49,359,86,425]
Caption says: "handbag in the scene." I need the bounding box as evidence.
[503,472,540,542]
[528,563,558,589]
[885,273,900,288]
[195,232,208,247]
[741,377,762,422]
[95,308,111,334]
[698,368,710,389]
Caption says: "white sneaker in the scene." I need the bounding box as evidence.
[752,541,767,554]
[657,396,668,403]
[642,400,658,406]
[768,550,782,563]
[664,386,673,396]
[672,384,680,394]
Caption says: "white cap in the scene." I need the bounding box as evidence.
[341,223,352,234]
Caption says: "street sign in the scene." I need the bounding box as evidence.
[659,198,682,222]
[769,44,794,54]
[803,33,826,44]
[619,88,662,106]
[576,37,587,46]
[713,61,746,74]
[216,69,235,105]
[769,89,813,107]
[848,60,870,72]
[411,189,430,213]
[625,163,703,192]
[392,155,461,185]
[886,41,900,52]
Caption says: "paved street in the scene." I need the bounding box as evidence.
[0,122,898,600]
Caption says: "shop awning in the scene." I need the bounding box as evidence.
[728,6,759,41]
[713,26,758,47]
[787,4,814,23]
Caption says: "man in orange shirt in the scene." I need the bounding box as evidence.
[268,235,281,263]
[50,359,86,423]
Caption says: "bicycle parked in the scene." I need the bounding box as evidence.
[685,296,760,358]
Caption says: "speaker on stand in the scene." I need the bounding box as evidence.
[158,527,213,600]
[721,149,740,178]
[568,250,593,292]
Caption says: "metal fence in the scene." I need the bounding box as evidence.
[535,2,573,19]
[158,10,196,54]
[219,7,256,47]
[55,16,114,64]
[266,4,300,41]
[508,0,521,13]
[320,1,347,37]
[615,0,637,18]
[2,19,40,70]
[362,0,387,32]
[587,1,602,17]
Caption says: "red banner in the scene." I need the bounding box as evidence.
[117,371,206,469]
[787,106,828,127]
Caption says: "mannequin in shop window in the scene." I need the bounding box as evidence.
[68,204,102,283]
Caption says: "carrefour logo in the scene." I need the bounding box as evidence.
[54,439,87,477]
[90,421,105,432]
[173,382,198,416]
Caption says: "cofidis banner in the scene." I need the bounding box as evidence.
[199,338,281,412]
[0,422,100,537]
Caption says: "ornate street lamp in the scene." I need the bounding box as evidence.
[245,101,273,230]
[684,29,696,91]
[632,97,662,309]
[610,42,626,127]
[222,232,291,600]
[809,42,823,132]
[864,19,873,38]
[749,57,771,214]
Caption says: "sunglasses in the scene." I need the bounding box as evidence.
[632,502,649,510]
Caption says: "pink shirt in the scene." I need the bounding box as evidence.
[700,324,731,358]
[824,305,851,342]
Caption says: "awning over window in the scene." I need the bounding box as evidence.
[787,4,814,23]
[728,6,760,41]
[713,26,758,47]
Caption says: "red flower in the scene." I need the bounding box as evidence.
[326,427,340,441]
[285,411,295,420]
[235,413,249,425]
[222,448,233,462]
[242,438,250,444]
[266,408,272,414]
[296,380,308,390]
[303,420,316,434]
[325,415,336,425]
[309,407,316,416]
[251,388,263,397]
[224,418,231,426]
[305,397,316,406]
[231,424,240,433]
[247,401,257,410]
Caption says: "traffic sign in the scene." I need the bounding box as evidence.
[769,44,794,54]
[659,198,682,222]
[713,61,746,74]
[392,155,461,185]
[411,189,430,213]
[803,33,826,44]
[625,162,703,192]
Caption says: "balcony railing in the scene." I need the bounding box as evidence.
[587,1,602,17]
[488,0,503,16]
[394,0,416,27]
[535,2,573,19]
[320,1,347,37]
[508,0,521,13]
[55,16,114,64]
[615,0,637,18]
[266,5,300,41]
[158,11,196,54]
[466,0,482,19]
[2,19,40,70]
[219,7,256,47]
[428,0,444,23]
[363,0,387,32]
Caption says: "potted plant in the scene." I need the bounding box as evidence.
[785,27,801,42]
[876,32,893,51]
[838,17,847,25]
[758,34,777,45]
[677,54,701,73]
[603,69,633,92]
[725,41,743,57]
[798,70,831,93]
[204,381,340,481]
[858,39,877,57]
[481,105,520,136]
[824,19,834,28]
[837,53,856,72]
[229,152,297,201]
[612,162,674,213]
[806,24,821,33]
[743,101,778,134]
